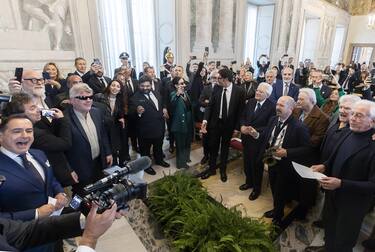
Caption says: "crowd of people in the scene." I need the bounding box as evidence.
[0,48,375,251]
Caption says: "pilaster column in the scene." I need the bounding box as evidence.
[287,0,301,57]
[217,0,234,55]
[277,0,291,54]
[193,0,213,52]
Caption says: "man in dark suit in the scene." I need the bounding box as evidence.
[0,114,68,252]
[311,100,375,252]
[122,66,140,153]
[64,83,113,194]
[82,63,112,95]
[200,68,246,182]
[3,93,77,187]
[198,70,218,164]
[319,95,361,163]
[308,69,332,107]
[128,76,170,175]
[252,96,310,225]
[73,57,87,77]
[269,67,299,103]
[239,83,275,200]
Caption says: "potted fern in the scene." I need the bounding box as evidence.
[147,173,276,252]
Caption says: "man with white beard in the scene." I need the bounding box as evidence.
[8,69,54,109]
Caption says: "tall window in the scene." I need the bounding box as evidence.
[330,26,345,66]
[96,0,157,78]
[244,4,257,65]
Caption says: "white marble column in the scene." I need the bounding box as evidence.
[287,0,301,57]
[193,0,213,52]
[217,0,234,55]
[277,0,291,55]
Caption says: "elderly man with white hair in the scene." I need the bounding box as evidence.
[64,83,112,195]
[284,88,330,220]
[311,100,375,252]
[239,82,276,200]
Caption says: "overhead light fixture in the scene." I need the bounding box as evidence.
[368,13,375,29]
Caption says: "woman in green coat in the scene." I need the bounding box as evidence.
[170,77,194,169]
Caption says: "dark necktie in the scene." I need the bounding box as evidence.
[19,153,44,184]
[283,83,289,96]
[146,93,157,109]
[270,121,283,146]
[100,78,106,88]
[254,102,261,113]
[222,88,227,120]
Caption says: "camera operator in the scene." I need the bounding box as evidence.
[0,201,120,252]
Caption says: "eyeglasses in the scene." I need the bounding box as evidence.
[75,95,94,100]
[23,78,45,84]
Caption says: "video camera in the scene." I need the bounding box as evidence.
[70,157,151,215]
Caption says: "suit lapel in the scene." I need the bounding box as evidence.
[228,85,236,115]
[0,152,45,191]
[70,108,90,144]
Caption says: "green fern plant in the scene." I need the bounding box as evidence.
[147,173,276,252]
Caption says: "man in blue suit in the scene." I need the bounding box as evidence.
[0,114,67,252]
[269,67,299,103]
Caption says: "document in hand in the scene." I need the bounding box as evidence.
[292,162,327,180]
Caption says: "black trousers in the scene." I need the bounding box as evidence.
[202,132,210,157]
[323,192,370,252]
[208,120,233,173]
[268,162,298,221]
[242,142,263,192]
[139,137,164,163]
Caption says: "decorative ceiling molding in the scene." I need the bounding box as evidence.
[323,0,375,15]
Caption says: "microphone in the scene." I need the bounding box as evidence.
[84,156,151,193]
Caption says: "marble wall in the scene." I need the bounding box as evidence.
[0,0,102,93]
[269,0,351,68]
[176,0,245,66]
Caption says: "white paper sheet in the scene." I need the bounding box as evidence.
[292,162,327,180]
[48,196,63,216]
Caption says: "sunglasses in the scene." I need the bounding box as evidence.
[75,95,94,100]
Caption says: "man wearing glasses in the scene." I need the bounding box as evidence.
[311,100,375,251]
[64,83,112,195]
[8,69,54,109]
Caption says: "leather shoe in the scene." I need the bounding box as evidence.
[248,191,260,201]
[263,209,274,218]
[144,167,156,175]
[362,238,375,249]
[177,164,190,169]
[220,171,227,182]
[239,183,252,191]
[201,170,216,180]
[304,245,326,252]
[200,156,209,165]
[156,160,170,168]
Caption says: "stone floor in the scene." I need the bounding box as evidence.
[95,143,373,252]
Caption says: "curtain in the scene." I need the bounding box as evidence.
[96,0,157,78]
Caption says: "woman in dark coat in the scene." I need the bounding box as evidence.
[170,77,194,169]
[94,80,128,165]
